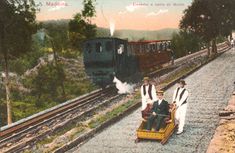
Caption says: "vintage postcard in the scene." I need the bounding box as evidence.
[0,0,235,153]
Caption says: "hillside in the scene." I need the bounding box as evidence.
[0,54,97,126]
[39,19,178,41]
[97,27,179,40]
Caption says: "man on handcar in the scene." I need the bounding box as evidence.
[146,90,169,131]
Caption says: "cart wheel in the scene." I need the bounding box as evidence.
[135,138,140,143]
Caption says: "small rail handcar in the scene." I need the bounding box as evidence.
[136,106,177,144]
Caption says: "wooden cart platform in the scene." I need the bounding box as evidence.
[136,107,177,144]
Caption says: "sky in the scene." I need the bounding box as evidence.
[36,0,193,30]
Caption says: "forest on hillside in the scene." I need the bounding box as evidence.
[0,0,99,126]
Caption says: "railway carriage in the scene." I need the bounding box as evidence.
[83,37,172,87]
[128,40,172,72]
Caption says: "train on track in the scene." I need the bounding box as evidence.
[83,37,173,87]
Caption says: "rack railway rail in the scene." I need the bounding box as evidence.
[0,86,118,151]
[0,42,230,153]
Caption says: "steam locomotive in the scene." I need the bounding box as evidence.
[83,37,172,87]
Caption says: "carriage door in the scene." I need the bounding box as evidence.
[115,40,126,78]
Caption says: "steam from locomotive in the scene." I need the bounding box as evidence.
[109,21,115,36]
[113,76,135,94]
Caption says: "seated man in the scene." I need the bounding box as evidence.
[146,90,169,131]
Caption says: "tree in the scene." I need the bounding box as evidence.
[180,0,216,56]
[69,0,96,51]
[42,20,69,96]
[171,30,203,58]
[32,63,65,107]
[206,0,235,52]
[42,20,70,55]
[0,0,37,124]
[82,0,96,22]
[180,0,235,57]
[210,0,235,39]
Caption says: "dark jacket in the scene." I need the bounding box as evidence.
[151,99,169,115]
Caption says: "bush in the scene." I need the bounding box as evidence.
[9,35,45,75]
[171,31,203,58]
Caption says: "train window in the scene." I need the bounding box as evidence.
[144,44,147,52]
[164,42,167,51]
[155,44,158,51]
[162,43,165,51]
[86,43,92,53]
[140,44,142,51]
[96,42,102,52]
[159,43,163,51]
[168,42,171,49]
[127,45,132,56]
[138,44,141,53]
[148,44,151,52]
[133,45,137,53]
[117,44,124,54]
[105,41,113,52]
[166,42,169,49]
[151,44,154,50]
[147,44,151,52]
[151,44,155,51]
[139,45,142,52]
[130,45,135,53]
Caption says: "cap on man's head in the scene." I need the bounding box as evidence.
[143,77,150,81]
[179,79,186,85]
[156,90,164,95]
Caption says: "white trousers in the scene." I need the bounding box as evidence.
[175,104,187,132]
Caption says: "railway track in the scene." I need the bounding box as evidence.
[0,86,119,152]
[0,42,230,153]
[146,42,229,85]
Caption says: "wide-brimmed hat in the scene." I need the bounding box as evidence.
[179,79,186,85]
[143,77,150,81]
[156,90,164,95]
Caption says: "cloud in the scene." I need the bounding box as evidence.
[48,1,67,12]
[146,9,169,17]
[125,4,142,12]
[118,11,127,15]
[118,4,145,15]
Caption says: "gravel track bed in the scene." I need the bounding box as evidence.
[72,49,235,153]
